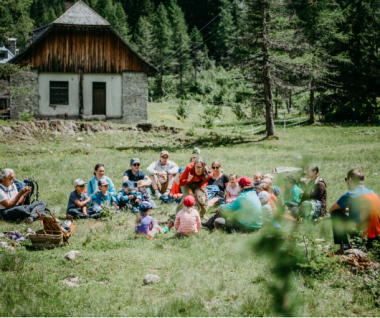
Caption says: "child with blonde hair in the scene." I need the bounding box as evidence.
[253,172,263,194]
[174,196,201,236]
[264,173,281,198]
[226,173,240,204]
[257,183,281,228]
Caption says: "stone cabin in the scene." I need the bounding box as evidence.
[8,0,158,122]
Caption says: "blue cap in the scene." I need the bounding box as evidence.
[98,179,109,187]
[178,166,186,174]
[139,201,152,213]
[122,181,134,189]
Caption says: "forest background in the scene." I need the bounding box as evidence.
[1,0,380,125]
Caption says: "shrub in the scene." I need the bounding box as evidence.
[201,105,223,128]
[176,101,191,122]
[19,110,34,122]
[99,202,114,221]
[186,126,195,136]
[232,104,248,121]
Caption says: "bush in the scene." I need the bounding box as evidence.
[186,126,195,136]
[99,203,114,221]
[19,110,34,122]
[201,105,223,128]
[232,104,249,121]
[176,101,191,122]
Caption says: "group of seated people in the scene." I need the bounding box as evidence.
[1,150,380,254]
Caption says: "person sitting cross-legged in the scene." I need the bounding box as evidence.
[0,168,46,224]
[329,169,380,254]
[92,179,119,213]
[117,180,141,213]
[146,151,179,199]
[67,179,99,219]
[175,196,201,236]
[123,158,151,190]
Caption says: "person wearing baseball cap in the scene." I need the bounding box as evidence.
[174,196,201,236]
[116,180,140,213]
[66,179,99,219]
[146,150,179,200]
[123,158,152,190]
[92,179,119,213]
[135,201,174,239]
[202,176,262,232]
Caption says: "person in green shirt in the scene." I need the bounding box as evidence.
[284,175,302,207]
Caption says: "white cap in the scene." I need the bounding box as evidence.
[74,179,87,187]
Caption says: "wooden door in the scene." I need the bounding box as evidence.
[92,82,106,115]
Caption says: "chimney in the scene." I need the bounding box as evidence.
[65,1,74,11]
[8,38,17,55]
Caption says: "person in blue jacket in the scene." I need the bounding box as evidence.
[88,164,116,200]
[202,176,262,232]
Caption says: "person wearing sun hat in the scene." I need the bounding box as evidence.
[202,176,262,232]
[135,201,174,239]
[174,195,201,236]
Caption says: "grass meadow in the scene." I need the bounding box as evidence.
[1,103,380,316]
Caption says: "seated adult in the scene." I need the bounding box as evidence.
[207,161,229,207]
[88,164,116,200]
[329,169,380,254]
[299,165,327,218]
[176,157,213,216]
[203,176,262,232]
[0,169,46,223]
[123,158,151,189]
[146,151,179,199]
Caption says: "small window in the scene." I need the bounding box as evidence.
[50,81,68,105]
[0,52,7,59]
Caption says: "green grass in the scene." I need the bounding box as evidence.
[1,104,380,316]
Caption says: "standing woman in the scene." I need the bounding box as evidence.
[207,161,229,207]
[88,164,116,200]
[176,157,213,216]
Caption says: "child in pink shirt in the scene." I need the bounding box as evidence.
[175,196,201,236]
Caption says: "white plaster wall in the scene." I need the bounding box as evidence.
[83,74,122,117]
[38,73,79,116]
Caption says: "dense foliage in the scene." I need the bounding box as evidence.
[2,0,380,124]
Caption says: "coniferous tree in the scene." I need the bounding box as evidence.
[114,2,131,42]
[134,16,154,61]
[152,3,173,98]
[189,26,206,84]
[171,3,190,96]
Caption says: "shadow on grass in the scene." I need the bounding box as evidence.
[113,133,260,152]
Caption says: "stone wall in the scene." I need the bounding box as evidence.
[122,71,148,123]
[10,69,39,120]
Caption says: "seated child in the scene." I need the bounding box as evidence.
[264,173,281,198]
[284,175,302,208]
[253,172,263,194]
[257,185,281,229]
[135,201,173,239]
[226,173,240,204]
[258,182,278,216]
[93,179,119,213]
[161,167,185,204]
[117,180,141,213]
[174,196,201,236]
[137,179,158,208]
[67,179,99,219]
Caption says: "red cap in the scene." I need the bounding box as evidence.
[237,176,252,187]
[183,195,195,207]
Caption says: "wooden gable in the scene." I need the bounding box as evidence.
[16,26,153,74]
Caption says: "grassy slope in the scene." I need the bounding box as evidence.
[1,103,380,316]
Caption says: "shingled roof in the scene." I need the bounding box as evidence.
[53,0,110,26]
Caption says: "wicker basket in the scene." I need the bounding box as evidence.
[29,230,63,249]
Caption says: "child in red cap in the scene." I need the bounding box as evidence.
[174,196,201,236]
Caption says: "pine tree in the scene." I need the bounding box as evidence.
[234,0,309,136]
[152,3,173,98]
[41,7,57,25]
[114,2,131,42]
[189,26,205,83]
[134,16,154,61]
[171,3,190,96]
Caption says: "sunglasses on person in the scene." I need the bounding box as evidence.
[212,166,220,169]
[161,156,169,159]
[133,163,140,167]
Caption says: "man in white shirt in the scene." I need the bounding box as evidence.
[0,169,46,224]
[146,151,179,199]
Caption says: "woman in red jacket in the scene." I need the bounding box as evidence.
[176,157,213,216]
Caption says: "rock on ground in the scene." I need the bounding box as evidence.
[65,250,80,261]
[143,274,161,285]
[193,147,201,154]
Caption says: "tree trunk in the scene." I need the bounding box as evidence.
[288,91,292,113]
[309,76,315,124]
[261,1,275,136]
[275,87,278,119]
[179,46,183,96]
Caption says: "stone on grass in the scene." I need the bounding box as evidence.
[296,155,302,159]
[49,151,53,154]
[76,137,84,142]
[345,249,367,257]
[193,147,201,154]
[65,250,80,261]
[273,167,302,174]
[343,132,348,134]
[62,277,80,287]
[315,239,325,242]
[143,274,161,285]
